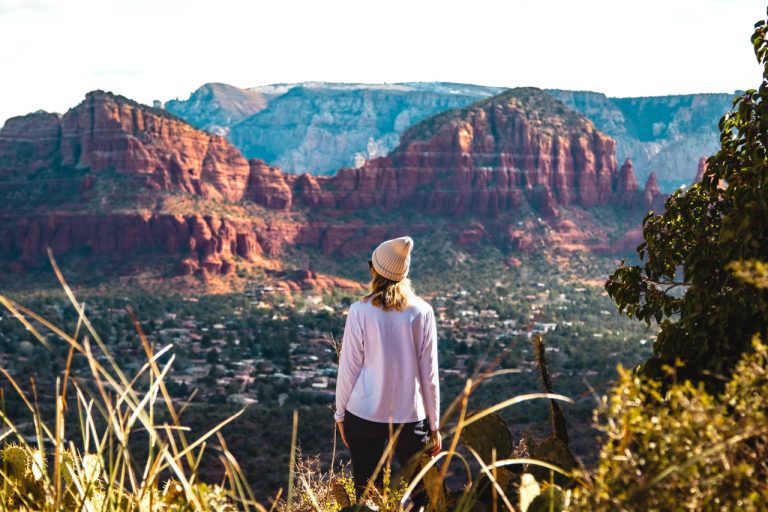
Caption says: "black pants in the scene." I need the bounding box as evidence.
[344,411,430,508]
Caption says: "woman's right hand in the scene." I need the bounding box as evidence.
[337,420,349,448]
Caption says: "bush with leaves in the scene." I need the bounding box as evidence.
[569,336,768,511]
[606,9,768,386]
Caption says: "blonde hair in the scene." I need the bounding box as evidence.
[363,270,415,311]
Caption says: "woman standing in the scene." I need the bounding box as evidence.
[334,236,442,509]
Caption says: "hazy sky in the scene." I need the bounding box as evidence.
[0,0,765,125]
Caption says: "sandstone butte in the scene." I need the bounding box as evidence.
[0,89,665,277]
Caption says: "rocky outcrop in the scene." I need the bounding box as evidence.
[246,159,293,210]
[643,172,665,211]
[0,111,62,171]
[61,91,252,202]
[0,213,268,275]
[0,211,437,276]
[613,158,640,208]
[616,158,639,194]
[165,82,731,192]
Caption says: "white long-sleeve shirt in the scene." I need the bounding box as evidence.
[334,297,440,431]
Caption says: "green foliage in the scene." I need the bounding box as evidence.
[570,338,768,511]
[375,465,410,512]
[282,453,387,512]
[1,444,45,508]
[447,332,575,512]
[606,10,768,385]
[0,443,239,511]
[0,265,251,511]
[329,480,352,509]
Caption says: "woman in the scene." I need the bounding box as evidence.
[334,236,442,508]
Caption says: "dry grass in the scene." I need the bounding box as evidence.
[0,249,264,511]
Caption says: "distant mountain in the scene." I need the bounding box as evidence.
[168,82,504,175]
[165,82,734,191]
[548,90,735,190]
[0,88,658,283]
[164,83,276,136]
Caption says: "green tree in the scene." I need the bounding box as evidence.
[606,12,768,386]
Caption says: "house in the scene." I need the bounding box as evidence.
[533,322,558,333]
[227,394,258,405]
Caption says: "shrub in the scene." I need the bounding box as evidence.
[569,338,768,511]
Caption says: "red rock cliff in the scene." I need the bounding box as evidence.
[245,159,293,210]
[1,91,251,202]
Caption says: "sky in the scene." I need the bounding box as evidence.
[0,0,765,126]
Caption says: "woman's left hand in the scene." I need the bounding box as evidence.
[430,430,442,456]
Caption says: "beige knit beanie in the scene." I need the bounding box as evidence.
[371,236,414,282]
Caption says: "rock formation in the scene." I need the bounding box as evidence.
[616,158,639,194]
[164,82,732,190]
[286,87,626,218]
[643,172,665,211]
[0,88,660,278]
[246,159,293,210]
[613,158,641,208]
[0,213,267,274]
[0,111,62,171]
